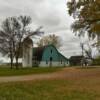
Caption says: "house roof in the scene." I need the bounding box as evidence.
[69,55,84,61]
[32,44,68,61]
[58,52,69,61]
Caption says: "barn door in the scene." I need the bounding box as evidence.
[50,57,52,67]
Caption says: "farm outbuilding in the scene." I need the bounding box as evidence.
[22,38,69,67]
[32,45,69,67]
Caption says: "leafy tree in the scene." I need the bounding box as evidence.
[67,0,100,49]
[37,34,62,48]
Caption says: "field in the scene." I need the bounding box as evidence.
[0,66,100,100]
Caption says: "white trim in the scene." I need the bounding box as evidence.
[39,61,69,67]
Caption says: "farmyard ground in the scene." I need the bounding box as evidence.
[0,66,100,100]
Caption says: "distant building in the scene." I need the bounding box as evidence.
[69,55,91,66]
[22,38,69,67]
[69,56,84,66]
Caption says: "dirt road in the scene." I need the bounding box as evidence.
[0,67,100,83]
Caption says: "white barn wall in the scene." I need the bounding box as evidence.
[39,61,69,67]
[22,38,33,67]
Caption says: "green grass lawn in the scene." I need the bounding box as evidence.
[0,78,100,100]
[0,67,100,100]
[0,67,61,76]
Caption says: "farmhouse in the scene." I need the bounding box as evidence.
[22,38,69,67]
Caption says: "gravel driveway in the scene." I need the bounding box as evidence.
[0,67,100,83]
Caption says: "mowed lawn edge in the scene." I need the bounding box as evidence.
[0,66,62,76]
[0,66,99,76]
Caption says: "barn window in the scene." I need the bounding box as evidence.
[46,60,48,64]
[51,49,52,53]
[50,57,53,61]
[61,60,62,64]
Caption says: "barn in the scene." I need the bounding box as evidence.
[22,38,69,67]
[32,45,69,67]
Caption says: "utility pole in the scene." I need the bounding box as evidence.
[80,43,84,67]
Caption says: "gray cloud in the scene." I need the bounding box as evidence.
[0,0,82,59]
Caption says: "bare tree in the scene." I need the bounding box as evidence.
[0,16,43,69]
[84,43,93,60]
[80,41,93,60]
[13,16,42,69]
[80,41,94,66]
[80,43,84,57]
[0,17,16,69]
[37,34,62,49]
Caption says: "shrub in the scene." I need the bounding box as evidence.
[92,56,100,65]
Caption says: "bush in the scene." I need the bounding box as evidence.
[92,56,100,65]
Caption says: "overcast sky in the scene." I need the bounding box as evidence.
[0,0,85,62]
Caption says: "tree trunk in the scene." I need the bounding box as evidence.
[15,57,19,69]
[10,58,13,69]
